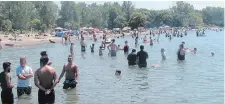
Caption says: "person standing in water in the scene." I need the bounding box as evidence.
[34,57,58,104]
[137,45,148,68]
[80,37,86,52]
[59,43,78,89]
[161,48,166,60]
[40,51,52,67]
[149,37,153,46]
[127,49,137,66]
[0,38,2,50]
[123,41,129,54]
[16,57,33,97]
[177,44,186,61]
[135,36,138,47]
[107,39,118,57]
[0,62,14,104]
[99,46,103,56]
[90,44,95,53]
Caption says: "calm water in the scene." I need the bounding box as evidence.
[0,30,224,104]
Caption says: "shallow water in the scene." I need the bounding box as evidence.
[0,30,224,104]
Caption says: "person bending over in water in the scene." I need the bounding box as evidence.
[177,45,185,61]
[161,48,166,60]
[107,39,118,57]
[123,41,129,54]
[137,45,148,68]
[90,44,95,53]
[16,57,33,97]
[34,57,58,104]
[0,62,14,104]
[127,49,137,66]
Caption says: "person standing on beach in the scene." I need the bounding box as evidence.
[0,62,14,104]
[107,39,118,57]
[58,43,78,89]
[16,57,33,97]
[34,57,58,104]
[137,45,148,68]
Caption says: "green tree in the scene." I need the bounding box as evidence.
[129,12,147,29]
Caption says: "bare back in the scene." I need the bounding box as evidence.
[36,66,56,89]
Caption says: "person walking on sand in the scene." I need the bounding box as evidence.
[34,57,58,104]
[0,62,14,104]
[16,57,33,97]
[58,43,78,89]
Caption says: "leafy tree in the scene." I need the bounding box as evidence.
[129,12,147,29]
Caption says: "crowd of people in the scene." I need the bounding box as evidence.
[0,27,220,104]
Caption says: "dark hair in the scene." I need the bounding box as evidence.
[140,45,144,50]
[132,49,136,52]
[40,56,49,65]
[3,62,11,70]
[40,51,47,56]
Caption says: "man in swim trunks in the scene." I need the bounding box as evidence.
[34,57,58,104]
[107,39,118,57]
[0,62,14,104]
[127,49,137,66]
[59,43,78,89]
[16,57,33,97]
[137,45,148,68]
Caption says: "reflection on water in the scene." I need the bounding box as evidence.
[0,30,224,104]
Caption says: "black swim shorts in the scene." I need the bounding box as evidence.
[1,89,14,104]
[38,89,55,104]
[63,79,77,89]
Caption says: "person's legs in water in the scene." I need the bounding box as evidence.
[138,64,147,68]
[63,79,77,89]
[111,50,117,57]
[1,89,14,104]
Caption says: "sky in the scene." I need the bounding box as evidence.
[54,1,224,10]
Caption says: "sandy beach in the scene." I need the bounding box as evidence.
[0,31,143,49]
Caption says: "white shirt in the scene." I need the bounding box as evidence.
[16,66,33,87]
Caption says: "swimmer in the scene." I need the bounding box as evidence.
[90,44,95,53]
[211,52,214,56]
[192,48,197,54]
[99,46,103,56]
[177,44,185,61]
[34,57,58,104]
[0,62,14,104]
[115,70,121,76]
[161,48,166,60]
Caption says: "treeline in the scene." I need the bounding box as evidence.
[0,1,224,32]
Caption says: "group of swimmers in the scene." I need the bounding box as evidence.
[0,43,78,104]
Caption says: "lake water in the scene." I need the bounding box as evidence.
[0,30,224,104]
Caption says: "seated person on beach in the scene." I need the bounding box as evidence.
[59,43,78,89]
[127,49,137,66]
